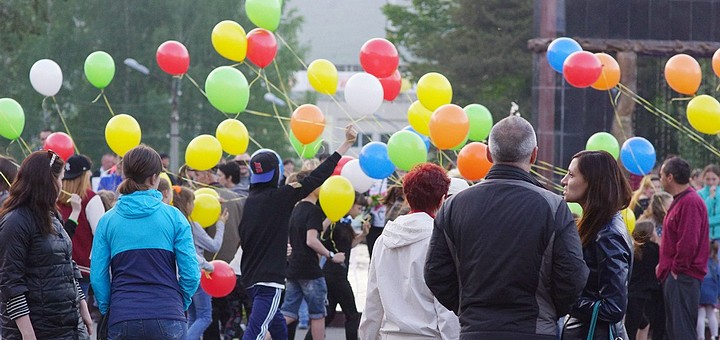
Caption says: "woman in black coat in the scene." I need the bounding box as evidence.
[561,151,634,340]
[0,150,92,340]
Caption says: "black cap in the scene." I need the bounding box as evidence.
[249,152,279,184]
[64,155,92,180]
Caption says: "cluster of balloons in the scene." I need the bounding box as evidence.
[585,131,656,176]
[546,37,621,90]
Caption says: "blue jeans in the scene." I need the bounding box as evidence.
[280,278,328,320]
[108,319,187,340]
[187,288,212,340]
[242,285,287,340]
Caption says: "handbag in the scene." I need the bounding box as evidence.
[586,301,622,340]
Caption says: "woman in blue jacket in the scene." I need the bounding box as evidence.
[697,164,720,241]
[90,145,199,340]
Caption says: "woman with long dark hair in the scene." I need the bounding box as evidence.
[0,150,93,339]
[561,150,633,340]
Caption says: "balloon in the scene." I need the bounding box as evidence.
[43,132,74,161]
[416,73,452,111]
[211,20,247,62]
[464,104,493,141]
[568,202,583,218]
[319,176,355,222]
[290,104,325,144]
[290,131,323,159]
[341,159,376,193]
[622,208,636,234]
[714,49,720,78]
[407,100,433,136]
[205,66,250,114]
[245,0,281,31]
[585,132,619,159]
[429,104,470,150]
[247,28,277,68]
[195,187,220,199]
[378,70,402,101]
[563,51,602,88]
[156,40,190,75]
[451,132,469,151]
[591,53,621,91]
[546,37,582,73]
[333,156,355,176]
[200,260,237,297]
[403,126,430,151]
[620,137,656,176]
[359,38,399,78]
[387,131,427,171]
[29,59,62,97]
[307,59,338,95]
[105,114,141,157]
[457,142,492,181]
[191,193,222,228]
[216,119,249,155]
[686,95,720,134]
[664,54,701,95]
[344,73,383,116]
[84,51,115,89]
[185,135,223,171]
[359,142,395,179]
[0,98,25,140]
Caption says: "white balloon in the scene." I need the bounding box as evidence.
[341,159,378,193]
[344,72,383,116]
[29,59,63,97]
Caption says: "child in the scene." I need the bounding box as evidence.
[173,186,229,340]
[625,220,663,340]
[698,241,720,340]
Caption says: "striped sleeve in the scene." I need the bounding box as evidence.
[6,294,29,320]
[75,280,86,301]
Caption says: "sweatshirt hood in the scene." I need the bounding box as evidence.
[382,212,434,249]
[115,190,164,219]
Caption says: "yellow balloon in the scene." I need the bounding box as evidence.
[407,100,433,136]
[400,78,412,93]
[159,172,172,186]
[417,72,452,111]
[185,135,223,171]
[307,59,338,95]
[195,187,220,199]
[216,119,249,155]
[622,208,636,234]
[687,95,720,134]
[319,176,355,222]
[211,20,247,62]
[190,193,221,228]
[105,114,141,157]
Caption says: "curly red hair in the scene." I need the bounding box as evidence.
[403,163,450,214]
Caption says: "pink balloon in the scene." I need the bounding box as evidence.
[359,38,399,78]
[156,40,190,75]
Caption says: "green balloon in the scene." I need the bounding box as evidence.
[388,130,427,171]
[290,131,322,159]
[451,131,469,151]
[245,0,282,31]
[205,66,250,114]
[568,202,583,218]
[464,104,493,141]
[586,132,620,159]
[84,51,115,89]
[0,98,25,140]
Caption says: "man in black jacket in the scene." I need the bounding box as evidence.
[425,115,589,339]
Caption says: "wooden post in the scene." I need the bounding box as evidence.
[613,51,637,146]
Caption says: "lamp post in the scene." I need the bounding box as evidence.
[124,58,181,173]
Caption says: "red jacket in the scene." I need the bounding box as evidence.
[59,189,96,277]
[657,187,710,281]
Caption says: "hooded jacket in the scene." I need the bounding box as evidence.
[90,190,199,327]
[359,212,460,340]
[697,186,720,239]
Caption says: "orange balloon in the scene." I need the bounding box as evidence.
[664,54,701,95]
[291,104,325,144]
[713,49,720,78]
[457,142,492,181]
[591,53,621,91]
[429,104,469,150]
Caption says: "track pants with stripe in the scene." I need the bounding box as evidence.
[242,285,288,340]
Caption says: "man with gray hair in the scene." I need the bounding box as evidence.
[425,115,588,339]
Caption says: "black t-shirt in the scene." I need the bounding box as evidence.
[628,242,661,298]
[322,220,354,276]
[286,201,325,280]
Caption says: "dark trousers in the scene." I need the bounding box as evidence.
[326,273,360,340]
[625,291,665,340]
[202,296,231,340]
[366,227,384,260]
[663,273,700,340]
[242,286,287,340]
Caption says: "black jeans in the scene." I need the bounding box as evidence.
[202,296,231,340]
[366,227,384,260]
[663,273,701,340]
[300,273,360,340]
[625,291,664,340]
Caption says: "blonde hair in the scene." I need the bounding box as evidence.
[96,190,117,211]
[628,175,659,212]
[59,171,91,204]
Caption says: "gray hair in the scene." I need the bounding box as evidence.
[488,115,537,163]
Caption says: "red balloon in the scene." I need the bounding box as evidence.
[563,51,602,88]
[156,40,190,75]
[333,156,355,176]
[200,260,237,298]
[247,28,278,69]
[378,70,402,101]
[43,132,74,161]
[359,38,399,78]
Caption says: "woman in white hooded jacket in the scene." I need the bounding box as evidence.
[359,163,460,340]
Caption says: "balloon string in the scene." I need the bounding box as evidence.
[101,92,116,117]
[244,65,299,108]
[248,135,263,149]
[184,73,208,98]
[17,137,32,156]
[271,62,298,110]
[51,96,81,154]
[260,69,292,145]
[529,168,564,193]
[91,91,103,103]
[248,71,262,88]
[603,83,647,175]
[536,160,568,175]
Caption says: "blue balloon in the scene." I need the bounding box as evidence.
[547,37,582,73]
[359,142,395,179]
[620,137,656,176]
[403,126,430,151]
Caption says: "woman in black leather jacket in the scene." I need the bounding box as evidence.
[560,150,633,340]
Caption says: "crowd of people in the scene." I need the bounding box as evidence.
[0,116,719,340]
